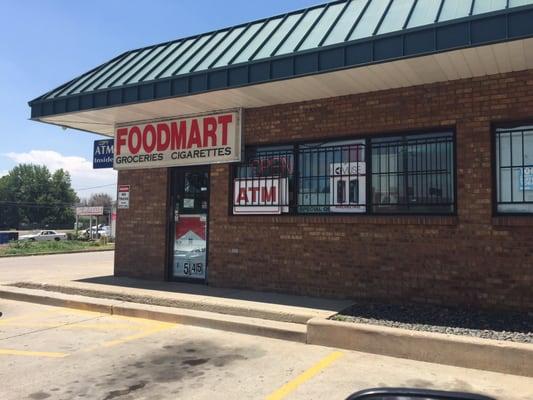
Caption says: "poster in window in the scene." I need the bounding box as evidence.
[329,162,366,213]
[233,177,289,214]
[173,215,206,279]
[519,167,533,191]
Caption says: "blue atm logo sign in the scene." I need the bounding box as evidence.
[93,139,114,169]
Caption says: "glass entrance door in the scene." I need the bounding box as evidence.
[170,166,209,282]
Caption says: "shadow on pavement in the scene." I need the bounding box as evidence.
[75,275,351,312]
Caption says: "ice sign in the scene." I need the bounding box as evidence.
[519,167,533,191]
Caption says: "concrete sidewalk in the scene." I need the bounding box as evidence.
[8,275,352,324]
[2,276,532,377]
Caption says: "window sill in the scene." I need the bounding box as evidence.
[492,216,533,226]
[227,214,458,226]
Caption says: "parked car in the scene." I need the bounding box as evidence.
[84,223,104,234]
[18,230,67,242]
[84,225,111,238]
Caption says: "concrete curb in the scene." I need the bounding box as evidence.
[0,248,114,258]
[307,317,533,377]
[0,286,115,314]
[3,285,531,377]
[0,286,306,343]
[112,303,306,343]
[11,282,324,324]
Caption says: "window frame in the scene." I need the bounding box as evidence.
[369,131,456,215]
[231,145,295,214]
[297,139,367,215]
[492,120,533,216]
[230,127,457,217]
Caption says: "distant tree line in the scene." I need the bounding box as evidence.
[79,193,113,208]
[0,164,113,229]
[0,164,117,230]
[0,164,79,230]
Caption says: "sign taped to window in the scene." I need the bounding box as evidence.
[329,162,366,213]
[519,167,533,191]
[233,178,289,214]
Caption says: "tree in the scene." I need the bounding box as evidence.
[0,175,16,229]
[0,164,78,229]
[88,192,113,207]
[47,169,78,225]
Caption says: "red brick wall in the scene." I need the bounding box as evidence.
[116,69,533,312]
[208,70,533,312]
[115,168,168,280]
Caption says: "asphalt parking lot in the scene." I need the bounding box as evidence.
[1,300,532,400]
[0,251,114,284]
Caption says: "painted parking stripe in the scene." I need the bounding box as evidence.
[265,351,344,400]
[1,306,176,357]
[78,320,176,352]
[0,349,68,358]
[0,322,144,331]
[101,323,175,348]
[0,309,58,324]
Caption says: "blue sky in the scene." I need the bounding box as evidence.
[1,0,319,198]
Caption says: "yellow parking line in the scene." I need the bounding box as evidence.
[0,309,58,324]
[1,306,176,354]
[48,308,104,317]
[107,314,176,328]
[79,320,175,352]
[265,351,344,400]
[100,324,174,348]
[0,349,68,358]
[0,322,143,331]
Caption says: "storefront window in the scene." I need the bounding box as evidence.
[233,146,294,214]
[495,125,533,213]
[370,132,454,214]
[297,140,366,213]
[232,131,455,215]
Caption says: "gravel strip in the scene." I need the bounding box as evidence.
[332,302,533,344]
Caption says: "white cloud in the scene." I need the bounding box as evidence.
[3,150,117,199]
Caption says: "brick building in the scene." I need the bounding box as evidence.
[30,0,533,312]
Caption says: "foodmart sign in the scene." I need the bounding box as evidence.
[114,110,241,170]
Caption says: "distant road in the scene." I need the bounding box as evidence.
[0,251,114,284]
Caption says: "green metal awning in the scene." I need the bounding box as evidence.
[29,0,533,135]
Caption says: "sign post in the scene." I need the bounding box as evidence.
[76,207,104,240]
[76,206,104,216]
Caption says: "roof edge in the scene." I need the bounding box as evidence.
[29,5,533,119]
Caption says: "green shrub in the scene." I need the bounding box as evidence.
[0,239,113,256]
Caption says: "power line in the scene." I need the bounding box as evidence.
[0,201,76,209]
[75,183,117,191]
[0,201,113,210]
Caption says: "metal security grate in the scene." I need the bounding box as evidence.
[370,133,454,213]
[233,146,294,213]
[233,132,456,215]
[297,140,366,214]
[495,125,533,213]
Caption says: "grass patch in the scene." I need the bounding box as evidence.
[0,240,114,256]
